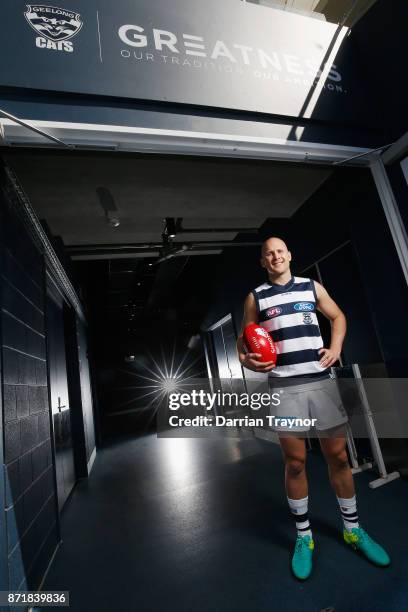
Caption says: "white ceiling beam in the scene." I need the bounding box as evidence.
[0,119,372,166]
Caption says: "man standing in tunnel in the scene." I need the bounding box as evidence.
[236,236,390,580]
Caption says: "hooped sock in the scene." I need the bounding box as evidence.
[337,495,359,531]
[288,495,312,538]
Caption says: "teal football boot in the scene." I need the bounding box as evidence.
[344,527,390,567]
[291,535,314,580]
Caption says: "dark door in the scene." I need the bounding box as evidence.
[46,278,76,510]
[210,317,247,416]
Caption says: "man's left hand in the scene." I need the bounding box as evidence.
[318,347,341,368]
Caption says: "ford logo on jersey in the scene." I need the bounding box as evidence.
[294,302,314,311]
[266,306,282,318]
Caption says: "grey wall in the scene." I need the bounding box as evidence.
[0,168,59,592]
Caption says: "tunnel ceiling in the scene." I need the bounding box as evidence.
[4,150,331,248]
[3,149,331,337]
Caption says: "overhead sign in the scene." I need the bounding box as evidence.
[1,0,363,121]
[24,4,83,48]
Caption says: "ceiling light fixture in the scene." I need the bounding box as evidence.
[107,216,120,228]
[164,217,177,239]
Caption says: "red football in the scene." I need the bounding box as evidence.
[243,323,277,364]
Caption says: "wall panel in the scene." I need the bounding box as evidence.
[0,168,60,592]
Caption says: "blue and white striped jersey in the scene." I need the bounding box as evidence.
[252,276,328,378]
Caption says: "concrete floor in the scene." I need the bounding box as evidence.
[43,432,408,612]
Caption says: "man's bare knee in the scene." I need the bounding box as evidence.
[327,449,349,471]
[286,457,306,478]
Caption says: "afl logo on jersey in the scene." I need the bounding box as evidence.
[266,306,282,318]
[294,302,314,311]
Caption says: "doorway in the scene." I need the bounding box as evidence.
[207,316,244,387]
[46,273,76,510]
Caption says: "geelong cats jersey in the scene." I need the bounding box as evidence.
[252,276,328,378]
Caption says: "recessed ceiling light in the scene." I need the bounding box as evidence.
[107,217,120,228]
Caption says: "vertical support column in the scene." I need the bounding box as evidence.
[351,364,399,488]
[371,158,408,286]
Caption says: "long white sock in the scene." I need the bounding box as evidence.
[337,495,359,531]
[288,496,312,538]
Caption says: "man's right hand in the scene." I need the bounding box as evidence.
[240,352,276,373]
[237,293,276,373]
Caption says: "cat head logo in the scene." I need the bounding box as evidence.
[24,5,83,42]
[302,313,313,325]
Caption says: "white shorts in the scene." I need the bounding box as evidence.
[268,376,348,433]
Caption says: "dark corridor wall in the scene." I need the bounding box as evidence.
[0,170,59,592]
[295,166,408,375]
[0,164,98,594]
[350,0,408,144]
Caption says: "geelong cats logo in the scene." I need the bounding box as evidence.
[24,5,83,52]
